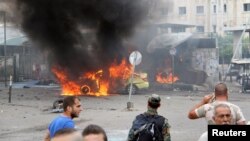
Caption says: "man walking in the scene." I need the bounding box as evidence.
[127,94,171,141]
[188,82,246,125]
[44,96,82,141]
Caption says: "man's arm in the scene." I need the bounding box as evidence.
[235,106,246,125]
[162,119,171,141]
[127,127,136,141]
[237,121,246,125]
[188,94,213,119]
[127,117,137,141]
[44,129,50,141]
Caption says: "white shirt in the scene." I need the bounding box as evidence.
[195,101,245,124]
[198,131,207,141]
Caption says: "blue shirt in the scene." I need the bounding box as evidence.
[48,115,75,138]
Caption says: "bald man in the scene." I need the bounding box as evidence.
[188,82,246,125]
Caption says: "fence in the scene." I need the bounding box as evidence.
[0,56,15,82]
[0,53,50,82]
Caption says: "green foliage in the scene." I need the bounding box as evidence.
[242,37,250,57]
[218,34,250,63]
[218,34,233,63]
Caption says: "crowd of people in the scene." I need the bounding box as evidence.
[42,82,247,141]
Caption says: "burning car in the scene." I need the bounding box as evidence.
[79,72,149,95]
[124,73,149,94]
[52,59,149,96]
[79,70,103,95]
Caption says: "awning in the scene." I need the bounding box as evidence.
[147,33,193,53]
[0,36,27,46]
[0,25,27,46]
[231,59,250,64]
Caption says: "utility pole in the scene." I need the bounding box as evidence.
[4,11,7,87]
[1,11,7,87]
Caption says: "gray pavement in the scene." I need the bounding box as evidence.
[0,80,249,141]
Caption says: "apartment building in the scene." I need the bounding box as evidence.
[154,0,250,35]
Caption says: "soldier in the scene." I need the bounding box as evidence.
[127,94,171,141]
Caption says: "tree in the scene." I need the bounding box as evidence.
[218,34,233,64]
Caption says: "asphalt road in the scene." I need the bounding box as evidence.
[0,80,249,141]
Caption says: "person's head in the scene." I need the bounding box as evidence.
[212,103,232,125]
[214,82,228,101]
[52,128,82,141]
[82,124,108,141]
[63,96,82,119]
[148,94,161,109]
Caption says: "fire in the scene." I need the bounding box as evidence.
[109,59,132,80]
[52,59,132,96]
[156,72,179,84]
[51,67,80,95]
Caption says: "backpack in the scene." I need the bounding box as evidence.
[132,113,165,141]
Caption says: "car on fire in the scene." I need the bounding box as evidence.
[123,72,149,95]
[51,73,149,112]
[79,72,149,95]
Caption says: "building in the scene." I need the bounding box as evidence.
[0,24,50,82]
[153,0,250,35]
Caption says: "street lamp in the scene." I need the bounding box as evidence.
[0,11,7,87]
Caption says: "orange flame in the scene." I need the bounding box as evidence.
[109,59,132,80]
[156,72,179,84]
[52,59,132,96]
[51,67,80,95]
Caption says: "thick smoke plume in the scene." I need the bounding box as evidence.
[14,0,149,79]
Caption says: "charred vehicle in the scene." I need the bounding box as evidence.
[124,73,149,94]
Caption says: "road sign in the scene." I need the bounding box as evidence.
[128,51,142,109]
[129,51,142,66]
[169,48,177,56]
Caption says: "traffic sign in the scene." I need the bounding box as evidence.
[129,51,142,66]
[169,48,177,56]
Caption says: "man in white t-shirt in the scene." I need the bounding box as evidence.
[188,82,246,125]
[198,103,233,141]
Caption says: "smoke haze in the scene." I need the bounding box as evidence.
[13,0,149,78]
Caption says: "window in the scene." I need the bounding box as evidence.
[172,26,186,33]
[224,4,227,13]
[161,8,168,15]
[196,26,204,33]
[213,5,216,13]
[196,6,204,14]
[244,3,250,11]
[213,25,216,33]
[179,7,186,15]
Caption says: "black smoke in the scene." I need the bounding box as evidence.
[14,0,149,79]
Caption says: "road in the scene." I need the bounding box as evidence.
[0,81,249,141]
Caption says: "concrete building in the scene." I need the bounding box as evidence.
[150,0,250,83]
[153,0,250,35]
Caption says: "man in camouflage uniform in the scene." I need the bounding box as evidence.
[188,82,246,125]
[127,94,171,141]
